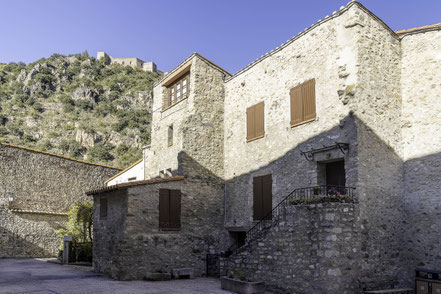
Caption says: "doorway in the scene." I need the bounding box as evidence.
[325,160,346,186]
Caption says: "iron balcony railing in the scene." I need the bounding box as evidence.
[223,185,356,257]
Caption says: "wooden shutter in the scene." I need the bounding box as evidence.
[169,190,181,229]
[255,102,265,138]
[163,88,169,110]
[290,85,303,126]
[159,189,170,228]
[253,176,263,221]
[262,174,272,220]
[302,79,316,121]
[100,197,107,219]
[246,106,255,141]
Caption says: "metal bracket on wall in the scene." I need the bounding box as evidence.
[300,142,350,161]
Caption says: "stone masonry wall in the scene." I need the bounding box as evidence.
[145,55,227,181]
[0,143,119,257]
[401,29,441,282]
[223,7,358,228]
[92,177,226,280]
[223,203,360,294]
[350,7,405,280]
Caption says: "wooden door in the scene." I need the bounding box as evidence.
[253,174,272,221]
[416,281,429,294]
[326,160,346,186]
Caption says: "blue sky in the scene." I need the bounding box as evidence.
[0,0,439,74]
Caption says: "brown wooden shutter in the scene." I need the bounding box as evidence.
[246,106,255,141]
[253,176,263,221]
[169,190,181,229]
[255,102,265,138]
[100,197,107,219]
[159,189,170,228]
[290,85,303,126]
[262,174,272,220]
[302,79,316,121]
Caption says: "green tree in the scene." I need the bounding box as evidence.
[57,202,93,243]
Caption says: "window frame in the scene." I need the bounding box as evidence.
[100,197,107,219]
[165,73,190,110]
[246,101,265,142]
[290,79,316,128]
[159,189,181,231]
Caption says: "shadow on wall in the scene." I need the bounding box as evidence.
[220,114,441,289]
[0,207,66,258]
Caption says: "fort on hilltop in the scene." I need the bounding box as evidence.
[97,51,160,73]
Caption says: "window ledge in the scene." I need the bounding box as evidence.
[159,227,181,231]
[291,118,316,128]
[162,96,188,113]
[246,134,265,143]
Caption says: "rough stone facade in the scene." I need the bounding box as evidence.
[0,143,120,257]
[91,177,226,280]
[90,1,441,292]
[222,203,360,294]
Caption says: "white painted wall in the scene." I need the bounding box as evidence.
[106,160,144,186]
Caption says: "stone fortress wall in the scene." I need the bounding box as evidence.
[0,143,120,257]
[97,51,158,73]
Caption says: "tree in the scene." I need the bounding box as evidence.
[57,202,93,243]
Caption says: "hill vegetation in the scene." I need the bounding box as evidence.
[0,51,161,168]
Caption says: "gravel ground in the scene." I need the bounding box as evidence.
[0,259,232,294]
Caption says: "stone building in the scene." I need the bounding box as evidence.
[0,142,120,258]
[97,51,159,73]
[89,1,441,292]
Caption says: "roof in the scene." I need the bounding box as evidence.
[86,176,185,195]
[104,158,143,185]
[0,142,122,170]
[395,23,441,36]
[154,53,232,87]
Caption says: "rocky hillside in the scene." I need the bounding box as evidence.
[0,52,161,168]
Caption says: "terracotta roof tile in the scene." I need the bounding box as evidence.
[395,23,441,35]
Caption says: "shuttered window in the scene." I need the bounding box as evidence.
[246,101,265,142]
[163,73,190,110]
[159,189,181,230]
[168,125,173,147]
[100,197,107,219]
[253,174,272,221]
[290,79,316,127]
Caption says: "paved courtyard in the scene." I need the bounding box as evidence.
[0,259,232,294]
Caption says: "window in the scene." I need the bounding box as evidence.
[290,79,316,127]
[253,174,272,221]
[246,101,265,142]
[159,189,181,230]
[168,125,173,147]
[165,73,190,109]
[100,197,107,219]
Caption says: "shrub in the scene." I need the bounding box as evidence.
[75,99,93,111]
[87,142,114,162]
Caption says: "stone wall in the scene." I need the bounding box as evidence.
[222,203,360,294]
[92,177,227,280]
[401,29,441,282]
[348,6,405,280]
[223,6,358,228]
[0,143,120,257]
[146,54,228,180]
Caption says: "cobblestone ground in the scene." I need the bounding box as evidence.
[0,259,232,294]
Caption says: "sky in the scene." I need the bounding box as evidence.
[0,0,440,74]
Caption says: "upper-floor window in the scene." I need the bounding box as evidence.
[165,73,190,109]
[290,79,316,127]
[246,101,265,142]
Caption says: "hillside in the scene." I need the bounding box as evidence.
[0,52,162,168]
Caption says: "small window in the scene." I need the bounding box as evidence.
[168,125,173,147]
[246,101,265,142]
[159,189,181,230]
[164,73,190,109]
[128,177,137,181]
[290,79,316,127]
[159,170,165,178]
[166,168,172,177]
[100,197,108,219]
